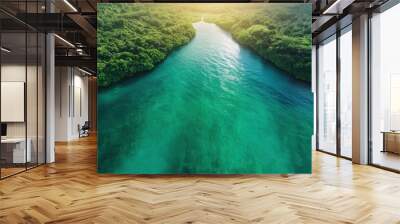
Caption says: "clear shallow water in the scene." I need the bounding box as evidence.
[98,22,313,174]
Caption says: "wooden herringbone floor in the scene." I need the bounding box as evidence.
[1,135,400,224]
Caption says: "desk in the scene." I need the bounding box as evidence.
[382,131,400,154]
[1,138,31,163]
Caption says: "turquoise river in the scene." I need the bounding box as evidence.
[98,22,313,174]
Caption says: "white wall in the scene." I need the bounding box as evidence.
[1,65,25,127]
[55,66,89,141]
[1,64,42,137]
[1,63,46,164]
[1,65,26,139]
[72,72,89,138]
[55,66,69,141]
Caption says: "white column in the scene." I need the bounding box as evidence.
[45,0,56,163]
[352,14,369,164]
[46,32,55,163]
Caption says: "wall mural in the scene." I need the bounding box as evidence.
[97,3,313,174]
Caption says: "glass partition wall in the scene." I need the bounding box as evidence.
[370,3,400,171]
[339,26,352,159]
[316,25,353,159]
[316,0,400,172]
[0,30,27,177]
[0,2,46,179]
[317,35,337,154]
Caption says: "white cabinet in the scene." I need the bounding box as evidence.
[1,138,32,163]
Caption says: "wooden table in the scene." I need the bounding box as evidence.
[381,131,400,154]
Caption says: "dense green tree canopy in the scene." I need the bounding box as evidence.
[98,4,196,87]
[98,4,311,87]
[204,4,311,82]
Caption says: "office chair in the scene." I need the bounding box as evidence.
[79,121,90,138]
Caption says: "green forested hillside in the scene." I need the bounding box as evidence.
[97,4,196,87]
[98,4,311,87]
[205,4,311,82]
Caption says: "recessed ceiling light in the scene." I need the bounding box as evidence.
[78,67,93,76]
[1,47,11,53]
[63,0,78,12]
[54,34,75,48]
[322,0,354,15]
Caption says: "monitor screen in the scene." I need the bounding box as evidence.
[1,123,7,137]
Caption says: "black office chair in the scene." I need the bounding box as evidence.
[78,121,90,138]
